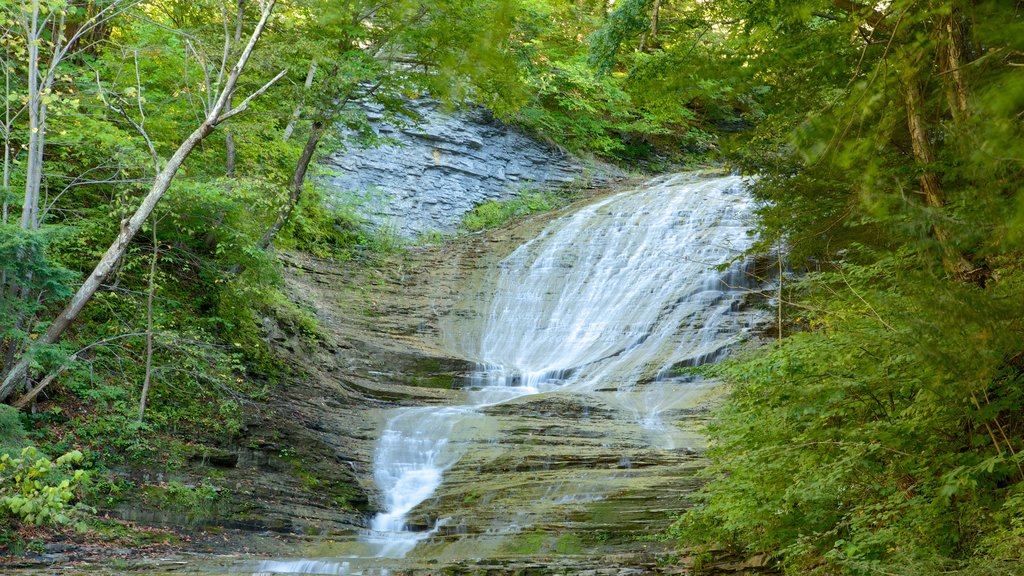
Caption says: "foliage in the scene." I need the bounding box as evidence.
[588,0,654,74]
[0,1,1019,573]
[139,481,223,524]
[515,56,667,160]
[0,405,28,453]
[668,1,1024,574]
[461,188,573,232]
[0,447,90,527]
[677,252,1024,572]
[504,0,738,164]
[0,0,537,476]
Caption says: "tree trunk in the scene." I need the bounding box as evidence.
[2,61,9,228]
[21,0,43,232]
[0,0,282,404]
[138,215,157,421]
[223,0,245,179]
[901,66,975,281]
[282,60,317,141]
[939,11,970,123]
[225,130,237,178]
[255,120,325,250]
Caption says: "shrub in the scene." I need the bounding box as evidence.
[0,447,91,526]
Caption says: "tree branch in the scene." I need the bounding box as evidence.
[215,68,288,124]
[0,0,280,404]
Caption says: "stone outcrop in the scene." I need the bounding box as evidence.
[320,100,617,237]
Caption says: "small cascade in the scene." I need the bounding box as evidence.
[253,560,352,576]
[363,173,763,556]
[362,406,483,557]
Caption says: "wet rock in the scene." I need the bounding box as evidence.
[188,446,239,468]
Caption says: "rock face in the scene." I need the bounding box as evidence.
[319,100,611,237]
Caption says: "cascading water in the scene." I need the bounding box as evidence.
[362,173,762,557]
[249,173,762,574]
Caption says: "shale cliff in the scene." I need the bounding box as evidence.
[319,99,617,237]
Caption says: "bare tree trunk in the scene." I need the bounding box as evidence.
[138,214,157,421]
[777,246,783,341]
[21,0,43,232]
[14,0,141,233]
[0,0,284,404]
[3,0,142,384]
[939,11,970,123]
[255,120,325,250]
[649,0,661,49]
[901,67,975,281]
[1,90,8,355]
[2,59,10,228]
[4,1,45,388]
[225,131,237,178]
[224,0,245,178]
[282,60,317,141]
[11,363,69,409]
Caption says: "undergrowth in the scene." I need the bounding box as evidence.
[675,249,1024,575]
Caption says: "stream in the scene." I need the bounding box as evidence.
[243,173,764,574]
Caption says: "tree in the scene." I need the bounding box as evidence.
[0,0,285,403]
[655,1,1024,571]
[247,0,526,250]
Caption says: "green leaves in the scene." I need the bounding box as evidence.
[588,0,653,74]
[679,250,1024,572]
[0,446,91,527]
[461,188,571,232]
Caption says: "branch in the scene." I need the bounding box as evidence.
[11,331,159,409]
[94,68,158,171]
[45,0,144,89]
[215,69,288,124]
[0,0,280,404]
[206,0,277,120]
[185,40,212,113]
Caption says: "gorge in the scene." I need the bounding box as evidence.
[5,3,1017,573]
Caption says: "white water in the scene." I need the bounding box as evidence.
[250,173,761,574]
[361,173,761,558]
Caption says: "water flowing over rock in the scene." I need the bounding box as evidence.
[319,99,615,237]
[359,175,764,562]
[242,173,768,576]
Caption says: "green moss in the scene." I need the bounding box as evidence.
[553,532,584,555]
[87,518,186,547]
[504,532,547,555]
[416,358,443,373]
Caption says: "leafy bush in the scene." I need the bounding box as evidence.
[0,447,91,527]
[462,189,569,232]
[676,251,1024,574]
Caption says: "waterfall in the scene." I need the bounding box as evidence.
[364,173,761,557]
